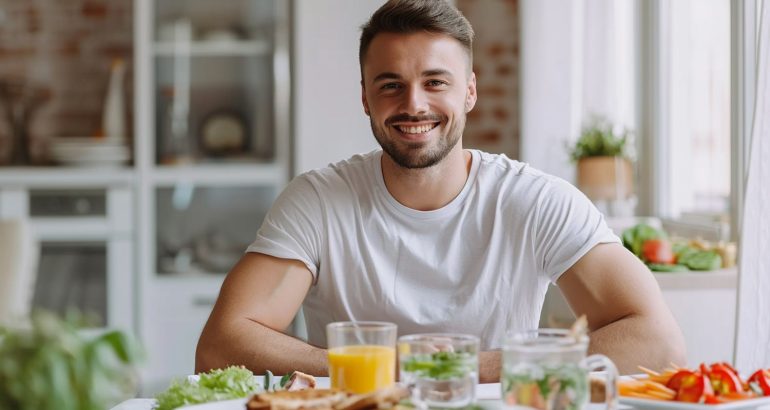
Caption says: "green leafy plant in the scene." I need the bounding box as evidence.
[0,310,142,410]
[569,117,632,162]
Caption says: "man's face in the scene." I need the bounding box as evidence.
[361,32,477,169]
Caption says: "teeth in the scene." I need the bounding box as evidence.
[398,124,435,134]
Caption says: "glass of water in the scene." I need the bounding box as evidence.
[501,329,618,410]
[398,333,479,409]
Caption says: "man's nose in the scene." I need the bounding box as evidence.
[401,86,429,115]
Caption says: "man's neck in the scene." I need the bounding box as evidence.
[381,146,472,211]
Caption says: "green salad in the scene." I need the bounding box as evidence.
[154,366,261,410]
[402,351,475,380]
[502,364,588,410]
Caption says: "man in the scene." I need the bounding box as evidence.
[196,0,686,382]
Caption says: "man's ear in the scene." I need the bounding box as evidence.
[361,81,370,116]
[465,72,478,113]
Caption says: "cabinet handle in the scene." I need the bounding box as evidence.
[191,296,217,307]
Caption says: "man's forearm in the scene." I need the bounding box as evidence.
[196,317,328,376]
[588,313,686,374]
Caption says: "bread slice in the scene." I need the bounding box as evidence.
[334,385,409,410]
[245,385,409,410]
[246,389,349,410]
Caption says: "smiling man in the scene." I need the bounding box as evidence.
[196,0,686,382]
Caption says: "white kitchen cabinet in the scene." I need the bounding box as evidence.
[0,172,135,333]
[133,0,291,394]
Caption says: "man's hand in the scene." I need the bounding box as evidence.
[557,243,687,374]
[479,351,502,383]
[196,252,328,376]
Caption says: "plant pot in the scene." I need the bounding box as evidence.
[576,156,633,200]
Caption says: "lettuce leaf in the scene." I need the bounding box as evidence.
[154,366,261,410]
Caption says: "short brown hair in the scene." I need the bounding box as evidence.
[359,0,474,73]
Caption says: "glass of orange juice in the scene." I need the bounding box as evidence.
[326,321,397,394]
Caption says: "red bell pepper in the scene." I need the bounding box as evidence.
[666,370,714,402]
[748,369,770,396]
[709,363,744,395]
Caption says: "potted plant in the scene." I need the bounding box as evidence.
[0,310,142,410]
[569,117,634,202]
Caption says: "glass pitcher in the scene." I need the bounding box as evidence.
[501,329,618,410]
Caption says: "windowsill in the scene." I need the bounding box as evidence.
[653,266,737,290]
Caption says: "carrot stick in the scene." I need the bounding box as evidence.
[638,366,661,377]
[625,391,669,401]
[642,380,676,396]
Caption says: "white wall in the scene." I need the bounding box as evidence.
[519,0,580,182]
[520,0,636,182]
[293,0,382,175]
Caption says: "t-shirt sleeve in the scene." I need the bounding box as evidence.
[246,174,323,280]
[533,177,620,283]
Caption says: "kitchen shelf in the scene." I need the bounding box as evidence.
[153,40,270,57]
[653,266,738,290]
[31,217,128,241]
[0,167,135,187]
[148,163,285,186]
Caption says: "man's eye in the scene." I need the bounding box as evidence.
[426,80,447,87]
[381,83,402,90]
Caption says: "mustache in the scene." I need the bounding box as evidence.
[385,113,444,125]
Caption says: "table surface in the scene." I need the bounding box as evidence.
[110,398,620,410]
[110,379,627,410]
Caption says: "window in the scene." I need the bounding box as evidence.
[662,0,732,231]
[632,0,735,240]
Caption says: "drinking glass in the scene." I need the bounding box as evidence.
[398,333,479,409]
[501,329,618,410]
[326,321,397,394]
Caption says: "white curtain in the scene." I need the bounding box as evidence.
[735,0,770,370]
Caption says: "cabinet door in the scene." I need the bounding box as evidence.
[154,184,277,276]
[152,0,288,166]
[140,277,223,395]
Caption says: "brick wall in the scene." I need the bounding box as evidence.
[0,0,132,163]
[456,0,519,159]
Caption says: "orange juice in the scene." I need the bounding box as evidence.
[328,345,396,393]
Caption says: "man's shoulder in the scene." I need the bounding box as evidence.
[474,150,560,188]
[299,150,379,181]
[292,150,380,200]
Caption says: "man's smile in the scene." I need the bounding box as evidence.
[392,122,441,138]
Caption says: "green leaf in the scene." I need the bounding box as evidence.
[279,372,294,388]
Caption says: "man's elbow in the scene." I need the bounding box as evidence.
[661,326,687,367]
[195,333,218,374]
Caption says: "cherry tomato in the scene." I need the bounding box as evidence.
[642,239,676,264]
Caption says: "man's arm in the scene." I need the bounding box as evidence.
[195,252,328,376]
[479,351,501,383]
[557,242,687,374]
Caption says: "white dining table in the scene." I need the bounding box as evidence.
[110,378,628,410]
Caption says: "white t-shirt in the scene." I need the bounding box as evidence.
[247,149,619,350]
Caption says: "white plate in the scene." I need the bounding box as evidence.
[179,398,248,410]
[620,396,770,410]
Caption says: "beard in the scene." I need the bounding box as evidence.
[370,113,465,169]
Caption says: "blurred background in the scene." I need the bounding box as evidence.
[0,0,752,395]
